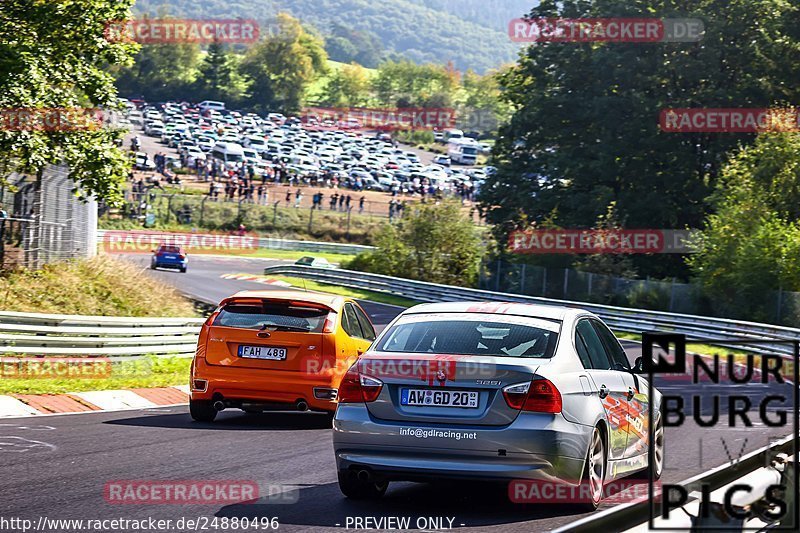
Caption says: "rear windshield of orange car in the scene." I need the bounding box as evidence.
[375,317,559,358]
[213,302,328,333]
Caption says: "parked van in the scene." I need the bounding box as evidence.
[444,128,464,141]
[198,100,226,114]
[210,142,245,169]
[447,138,479,165]
[288,153,318,167]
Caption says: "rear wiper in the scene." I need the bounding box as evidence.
[259,323,310,332]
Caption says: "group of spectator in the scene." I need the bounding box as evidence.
[305,192,369,213]
[130,136,481,226]
[206,178,270,205]
[388,199,408,221]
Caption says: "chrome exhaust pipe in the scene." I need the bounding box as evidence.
[213,400,225,411]
[296,400,309,412]
[356,469,372,482]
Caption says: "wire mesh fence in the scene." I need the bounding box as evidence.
[110,188,406,243]
[1,164,97,269]
[114,176,487,238]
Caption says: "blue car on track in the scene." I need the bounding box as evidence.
[151,244,188,273]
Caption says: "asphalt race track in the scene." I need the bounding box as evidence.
[1,254,795,532]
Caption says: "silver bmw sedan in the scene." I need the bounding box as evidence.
[332,302,664,510]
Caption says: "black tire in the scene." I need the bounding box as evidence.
[652,409,665,480]
[180,267,187,273]
[150,263,157,270]
[634,409,665,480]
[572,426,606,512]
[189,399,217,422]
[337,470,388,500]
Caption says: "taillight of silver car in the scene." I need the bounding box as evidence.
[337,365,383,403]
[502,378,562,413]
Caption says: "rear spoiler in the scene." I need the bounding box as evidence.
[216,296,339,313]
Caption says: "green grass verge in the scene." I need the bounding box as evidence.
[0,256,199,317]
[0,355,190,395]
[267,275,419,308]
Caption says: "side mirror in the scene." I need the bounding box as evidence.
[632,356,644,374]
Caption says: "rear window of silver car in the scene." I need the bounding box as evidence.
[375,317,558,358]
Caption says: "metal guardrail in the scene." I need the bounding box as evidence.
[0,311,203,357]
[262,265,800,358]
[96,229,375,256]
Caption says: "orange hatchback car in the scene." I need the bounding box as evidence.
[189,290,377,422]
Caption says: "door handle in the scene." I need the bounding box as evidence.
[598,384,609,399]
[627,387,635,400]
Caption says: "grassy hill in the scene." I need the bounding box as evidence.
[133,0,530,73]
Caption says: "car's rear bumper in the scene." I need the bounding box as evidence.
[152,260,187,269]
[334,450,585,484]
[191,357,339,412]
[332,404,590,483]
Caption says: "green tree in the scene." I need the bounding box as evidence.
[346,202,484,286]
[325,23,383,68]
[114,40,201,101]
[372,60,457,108]
[191,40,248,105]
[457,68,510,133]
[574,202,637,278]
[240,13,328,114]
[688,133,800,322]
[319,63,371,107]
[0,0,138,205]
[481,0,800,279]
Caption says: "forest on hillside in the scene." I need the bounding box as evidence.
[132,0,530,72]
